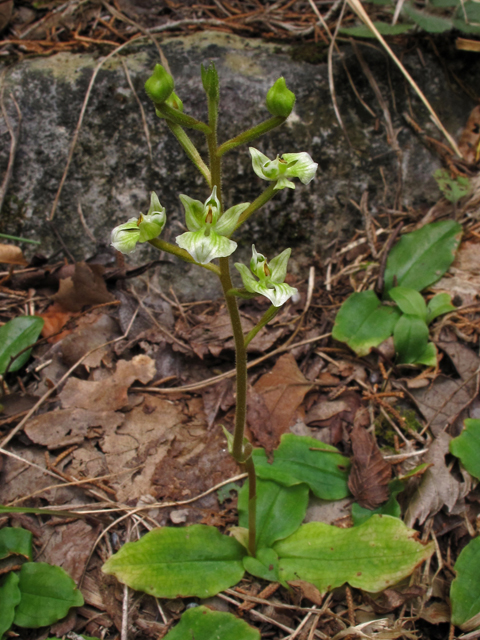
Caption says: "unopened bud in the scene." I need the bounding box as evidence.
[165,91,184,111]
[145,64,174,104]
[265,77,295,118]
[201,62,219,101]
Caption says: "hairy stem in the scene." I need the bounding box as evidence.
[155,103,211,134]
[148,238,220,275]
[216,116,286,157]
[166,122,211,187]
[245,457,257,557]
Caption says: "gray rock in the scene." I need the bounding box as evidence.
[0,32,477,299]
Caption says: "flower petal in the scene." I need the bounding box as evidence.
[176,229,237,264]
[268,283,298,307]
[282,152,318,184]
[274,177,295,191]
[249,147,280,181]
[215,202,249,236]
[179,194,205,231]
[268,247,291,283]
[249,244,269,281]
[111,218,140,255]
[204,186,221,224]
[138,212,166,243]
[235,262,266,295]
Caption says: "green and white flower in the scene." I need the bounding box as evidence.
[249,148,318,190]
[235,245,298,307]
[111,192,166,255]
[176,186,249,264]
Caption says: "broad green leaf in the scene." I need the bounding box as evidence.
[393,314,429,364]
[253,434,350,500]
[339,21,413,37]
[453,18,480,33]
[414,342,437,367]
[431,0,459,7]
[243,548,286,586]
[451,537,480,629]
[0,527,32,561]
[102,525,246,599]
[0,572,21,640]
[384,220,462,293]
[238,479,308,549]
[389,287,427,320]
[163,606,260,640]
[332,291,401,357]
[461,1,480,21]
[427,292,456,324]
[450,419,480,480]
[403,4,453,31]
[14,562,84,628]
[274,515,434,594]
[351,479,404,526]
[0,316,44,375]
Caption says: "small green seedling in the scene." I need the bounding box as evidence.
[0,527,84,639]
[434,169,471,203]
[0,316,44,377]
[102,62,435,639]
[333,220,461,365]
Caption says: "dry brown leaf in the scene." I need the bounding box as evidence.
[39,302,78,342]
[305,399,348,423]
[53,262,115,312]
[248,353,312,453]
[60,355,156,412]
[60,313,120,368]
[0,243,27,265]
[288,580,324,606]
[25,408,124,449]
[432,240,480,305]
[459,105,480,165]
[348,425,392,510]
[0,1,13,32]
[404,432,471,527]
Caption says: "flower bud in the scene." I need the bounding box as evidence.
[144,64,174,104]
[265,77,295,118]
[165,91,183,111]
[201,62,219,101]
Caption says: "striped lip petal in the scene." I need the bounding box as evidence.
[176,229,237,264]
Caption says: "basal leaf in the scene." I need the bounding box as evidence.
[450,419,480,480]
[163,606,260,640]
[403,3,453,32]
[0,572,21,640]
[253,434,350,500]
[389,287,427,320]
[453,17,480,33]
[332,291,401,357]
[0,316,44,375]
[351,479,404,526]
[451,537,480,629]
[427,292,456,324]
[243,548,286,586]
[414,342,437,367]
[384,220,462,293]
[14,562,84,628]
[274,515,434,594]
[102,525,246,599]
[339,21,413,37]
[393,314,429,364]
[0,527,33,561]
[238,479,308,549]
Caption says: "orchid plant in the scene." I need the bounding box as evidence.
[103,63,435,639]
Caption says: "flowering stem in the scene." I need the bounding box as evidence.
[155,103,211,134]
[216,116,286,157]
[235,182,277,230]
[244,304,280,348]
[166,122,211,187]
[148,238,220,275]
[245,457,257,557]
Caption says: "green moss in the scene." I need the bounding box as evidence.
[0,195,27,235]
[290,43,329,65]
[400,409,422,432]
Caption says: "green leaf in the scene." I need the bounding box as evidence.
[102,525,246,599]
[163,606,260,640]
[339,21,413,37]
[253,434,350,500]
[389,287,427,320]
[430,0,459,7]
[217,482,240,504]
[433,169,471,203]
[13,562,84,628]
[332,291,401,357]
[414,342,437,367]
[453,17,480,33]
[427,292,456,324]
[0,505,84,518]
[450,419,480,480]
[0,317,44,375]
[393,314,429,364]
[238,479,308,549]
[460,1,480,21]
[384,220,462,293]
[0,527,33,561]
[243,548,286,586]
[403,4,453,32]
[274,515,435,594]
[0,572,21,640]
[451,537,480,630]
[351,479,404,526]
